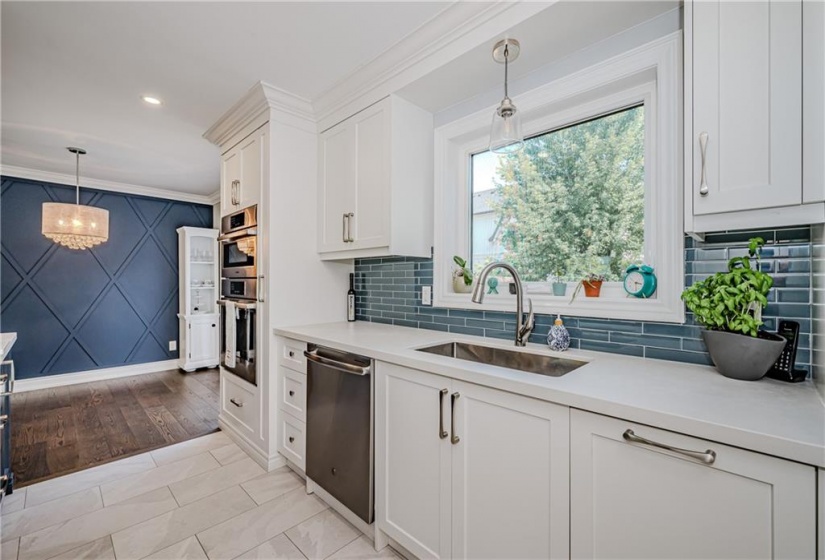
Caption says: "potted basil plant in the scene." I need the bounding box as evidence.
[681,237,785,381]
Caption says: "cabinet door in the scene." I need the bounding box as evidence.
[570,410,816,559]
[221,147,241,215]
[318,124,355,253]
[450,380,569,560]
[238,127,265,209]
[188,320,217,363]
[692,0,802,214]
[350,100,390,250]
[375,362,451,560]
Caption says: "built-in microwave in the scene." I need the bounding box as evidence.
[220,206,257,279]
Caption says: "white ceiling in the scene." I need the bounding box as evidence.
[400,1,679,116]
[1,1,451,197]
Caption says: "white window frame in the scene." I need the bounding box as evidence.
[433,32,684,323]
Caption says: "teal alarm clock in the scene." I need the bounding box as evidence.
[623,264,657,298]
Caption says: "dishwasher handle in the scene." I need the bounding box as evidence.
[304,349,371,376]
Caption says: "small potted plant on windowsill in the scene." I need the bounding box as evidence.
[570,273,605,301]
[550,271,567,297]
[452,255,473,294]
[681,237,786,381]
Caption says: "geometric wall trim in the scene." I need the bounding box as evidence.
[1,175,212,379]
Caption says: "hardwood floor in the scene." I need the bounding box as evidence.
[10,368,220,487]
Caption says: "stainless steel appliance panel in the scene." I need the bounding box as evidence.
[222,278,257,301]
[220,237,256,279]
[305,346,373,524]
[221,206,257,236]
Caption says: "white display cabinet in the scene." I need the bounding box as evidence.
[177,226,220,372]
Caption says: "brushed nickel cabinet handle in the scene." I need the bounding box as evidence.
[698,132,709,196]
[450,392,460,444]
[342,213,348,243]
[346,213,355,242]
[438,388,448,439]
[230,398,244,408]
[623,429,716,464]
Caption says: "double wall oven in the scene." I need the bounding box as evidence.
[219,206,259,386]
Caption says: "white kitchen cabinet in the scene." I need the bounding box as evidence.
[221,125,266,215]
[685,0,825,233]
[804,0,825,204]
[376,362,452,559]
[690,0,801,215]
[318,95,433,260]
[570,409,816,559]
[177,226,219,372]
[375,362,569,560]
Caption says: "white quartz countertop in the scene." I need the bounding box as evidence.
[274,322,825,468]
[0,332,17,362]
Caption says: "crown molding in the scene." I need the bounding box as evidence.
[203,81,315,148]
[1,165,219,205]
[313,1,554,131]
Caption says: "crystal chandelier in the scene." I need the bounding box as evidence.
[42,147,109,250]
[489,38,524,154]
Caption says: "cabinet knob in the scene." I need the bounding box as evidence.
[211,324,216,328]
[331,467,337,475]
[288,390,295,397]
[288,351,295,358]
[288,436,295,443]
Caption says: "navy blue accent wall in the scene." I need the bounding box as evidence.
[355,227,812,371]
[1,176,213,380]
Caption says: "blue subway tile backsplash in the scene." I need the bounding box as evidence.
[355,227,813,371]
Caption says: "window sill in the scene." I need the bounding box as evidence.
[433,289,685,324]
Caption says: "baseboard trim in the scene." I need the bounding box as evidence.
[218,417,285,472]
[14,360,180,392]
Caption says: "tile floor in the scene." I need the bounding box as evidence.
[0,431,400,560]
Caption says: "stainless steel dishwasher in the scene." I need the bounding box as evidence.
[304,344,373,524]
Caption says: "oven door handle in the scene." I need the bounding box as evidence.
[217,299,257,310]
[304,350,371,376]
[219,229,257,242]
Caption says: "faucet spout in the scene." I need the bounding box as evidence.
[471,262,534,346]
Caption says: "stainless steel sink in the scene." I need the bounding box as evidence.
[416,342,586,377]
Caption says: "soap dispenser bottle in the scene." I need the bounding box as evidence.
[547,314,570,351]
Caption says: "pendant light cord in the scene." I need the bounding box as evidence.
[75,150,80,205]
[503,44,509,99]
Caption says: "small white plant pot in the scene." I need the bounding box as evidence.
[453,277,473,293]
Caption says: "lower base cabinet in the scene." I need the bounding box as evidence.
[570,409,816,559]
[375,362,570,560]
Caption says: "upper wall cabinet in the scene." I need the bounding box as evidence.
[221,125,266,216]
[685,0,825,234]
[318,95,433,260]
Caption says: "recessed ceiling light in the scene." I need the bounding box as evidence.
[142,96,162,105]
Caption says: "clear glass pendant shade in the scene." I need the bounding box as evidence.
[489,39,524,154]
[42,203,109,250]
[41,147,110,250]
[489,97,524,154]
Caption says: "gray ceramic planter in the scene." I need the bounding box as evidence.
[701,330,786,381]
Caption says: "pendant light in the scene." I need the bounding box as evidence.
[41,147,109,250]
[489,38,524,154]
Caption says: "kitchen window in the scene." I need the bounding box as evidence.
[434,33,684,323]
[470,105,645,283]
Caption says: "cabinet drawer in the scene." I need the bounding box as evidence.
[279,367,306,422]
[278,411,305,471]
[278,339,307,373]
[221,373,259,436]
